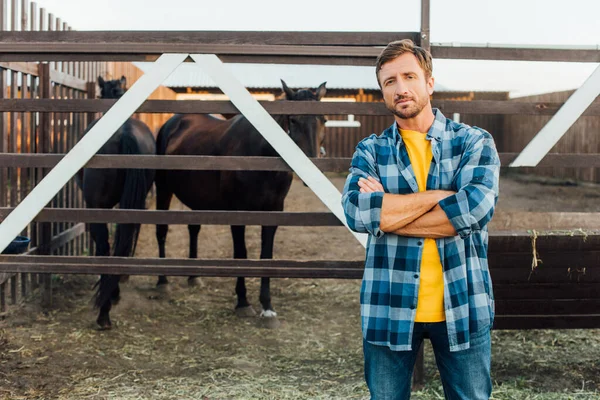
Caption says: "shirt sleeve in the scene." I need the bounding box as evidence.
[438,129,500,239]
[341,139,385,238]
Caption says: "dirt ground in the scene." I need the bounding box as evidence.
[1,172,599,399]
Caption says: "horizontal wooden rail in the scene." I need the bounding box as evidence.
[495,299,600,315]
[1,153,600,170]
[0,31,418,46]
[1,99,599,117]
[494,315,600,330]
[0,63,87,91]
[0,208,598,231]
[0,154,352,172]
[0,208,344,226]
[0,252,597,278]
[431,45,600,63]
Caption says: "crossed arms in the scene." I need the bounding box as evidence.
[341,132,500,240]
[358,176,457,238]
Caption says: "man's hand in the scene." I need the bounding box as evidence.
[358,176,384,193]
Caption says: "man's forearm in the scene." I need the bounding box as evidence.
[392,205,457,238]
[380,191,455,232]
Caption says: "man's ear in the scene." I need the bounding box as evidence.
[427,76,435,96]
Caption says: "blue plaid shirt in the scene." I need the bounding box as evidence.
[342,109,500,352]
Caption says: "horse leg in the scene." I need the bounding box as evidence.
[90,223,114,329]
[231,225,255,317]
[259,225,280,328]
[155,187,173,286]
[187,224,201,286]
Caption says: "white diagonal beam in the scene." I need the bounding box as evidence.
[191,54,368,247]
[0,53,188,253]
[510,64,600,167]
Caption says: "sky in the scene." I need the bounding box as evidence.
[12,0,600,97]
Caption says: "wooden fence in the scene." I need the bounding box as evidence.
[0,0,175,310]
[0,0,597,327]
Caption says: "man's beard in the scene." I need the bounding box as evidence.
[386,95,427,119]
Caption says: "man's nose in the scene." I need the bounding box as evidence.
[394,80,408,96]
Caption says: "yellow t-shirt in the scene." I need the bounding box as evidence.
[400,129,445,322]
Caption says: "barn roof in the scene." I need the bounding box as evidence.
[135,62,451,91]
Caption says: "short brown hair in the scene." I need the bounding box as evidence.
[375,39,433,86]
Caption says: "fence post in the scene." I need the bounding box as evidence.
[38,62,52,308]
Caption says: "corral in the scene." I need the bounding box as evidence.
[0,0,599,398]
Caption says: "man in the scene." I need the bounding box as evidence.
[341,39,500,400]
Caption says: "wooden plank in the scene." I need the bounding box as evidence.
[0,61,37,75]
[49,69,86,91]
[0,261,364,279]
[419,0,430,51]
[501,153,600,168]
[0,0,7,212]
[0,208,345,225]
[489,233,600,252]
[494,315,600,330]
[490,266,600,285]
[0,154,353,172]
[0,54,378,65]
[495,299,600,315]
[8,0,18,306]
[18,1,29,296]
[38,57,53,307]
[0,255,365,269]
[490,211,600,231]
[435,99,600,117]
[0,30,418,45]
[2,153,600,171]
[0,207,598,235]
[431,46,600,63]
[0,42,384,57]
[493,283,600,300]
[2,99,599,116]
[1,46,597,64]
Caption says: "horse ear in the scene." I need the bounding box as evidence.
[97,76,105,87]
[315,82,327,101]
[119,75,127,88]
[281,79,295,100]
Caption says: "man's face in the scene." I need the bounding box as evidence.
[378,53,434,120]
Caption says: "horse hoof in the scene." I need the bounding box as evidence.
[156,283,170,293]
[258,312,281,330]
[187,277,200,287]
[96,319,112,331]
[235,306,257,318]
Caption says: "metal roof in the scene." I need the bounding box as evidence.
[135,62,451,91]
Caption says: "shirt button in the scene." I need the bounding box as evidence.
[410,305,416,310]
[414,274,419,279]
[417,241,423,246]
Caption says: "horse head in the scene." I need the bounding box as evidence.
[280,80,327,159]
[98,76,127,99]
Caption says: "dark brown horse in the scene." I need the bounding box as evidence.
[79,76,156,329]
[155,80,326,325]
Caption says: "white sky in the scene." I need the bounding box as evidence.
[15,0,600,97]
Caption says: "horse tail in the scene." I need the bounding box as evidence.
[93,274,121,309]
[113,123,148,258]
[94,123,148,309]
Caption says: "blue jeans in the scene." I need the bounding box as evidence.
[363,322,492,400]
